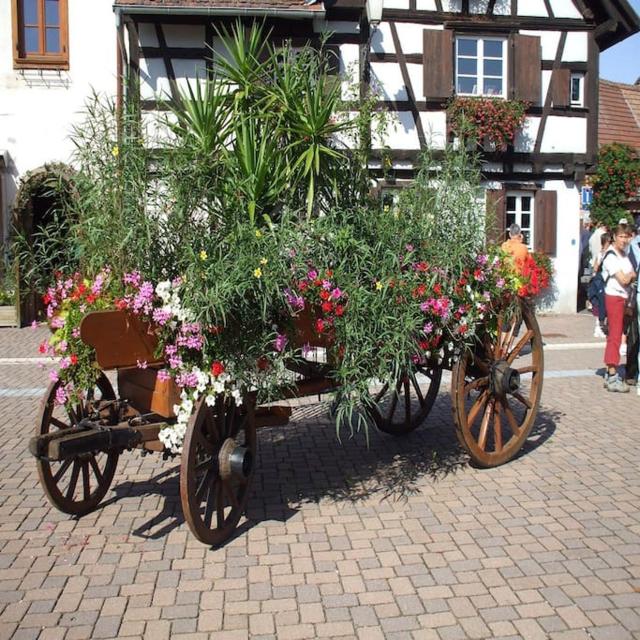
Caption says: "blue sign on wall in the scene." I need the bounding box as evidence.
[581,186,593,209]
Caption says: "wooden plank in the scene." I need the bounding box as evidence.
[512,34,542,105]
[391,22,426,147]
[154,24,179,102]
[422,28,453,100]
[534,31,567,154]
[534,190,557,256]
[586,30,598,162]
[551,68,570,107]
[486,189,507,244]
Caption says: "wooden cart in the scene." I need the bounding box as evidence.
[29,301,543,545]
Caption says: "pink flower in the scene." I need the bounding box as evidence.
[330,288,343,300]
[54,386,67,406]
[49,370,59,383]
[50,316,65,329]
[152,308,172,326]
[273,333,288,353]
[30,320,38,330]
[307,269,318,280]
[59,357,71,370]
[137,360,148,369]
[157,370,171,382]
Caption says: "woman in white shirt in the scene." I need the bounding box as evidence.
[602,223,637,392]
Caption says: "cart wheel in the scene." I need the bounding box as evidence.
[180,394,256,546]
[451,302,543,467]
[36,373,119,515]
[367,364,442,436]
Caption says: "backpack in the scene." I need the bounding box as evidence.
[587,249,615,323]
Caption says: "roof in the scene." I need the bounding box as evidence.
[584,0,640,50]
[599,79,640,150]
[113,0,324,12]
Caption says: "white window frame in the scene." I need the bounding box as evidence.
[570,73,584,107]
[455,36,507,99]
[506,191,535,250]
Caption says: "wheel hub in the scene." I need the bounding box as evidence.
[218,438,253,481]
[491,360,520,397]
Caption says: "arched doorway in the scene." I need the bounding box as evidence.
[12,163,76,326]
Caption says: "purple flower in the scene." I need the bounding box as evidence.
[496,278,505,289]
[49,370,59,383]
[405,244,414,252]
[157,370,172,382]
[54,385,67,406]
[330,288,343,300]
[176,371,198,388]
[152,308,172,326]
[137,360,148,369]
[476,254,488,266]
[423,322,434,334]
[322,279,332,290]
[273,333,288,353]
[307,269,318,280]
[123,271,141,287]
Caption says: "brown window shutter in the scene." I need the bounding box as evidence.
[534,190,557,256]
[551,68,570,107]
[486,188,507,244]
[423,29,453,100]
[511,35,541,106]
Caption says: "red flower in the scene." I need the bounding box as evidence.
[315,319,325,334]
[42,293,51,305]
[114,298,127,310]
[321,301,333,313]
[257,357,269,371]
[319,290,330,301]
[86,294,97,305]
[335,305,345,317]
[434,283,442,295]
[209,325,223,335]
[325,269,334,277]
[38,341,47,354]
[70,354,78,366]
[211,361,225,377]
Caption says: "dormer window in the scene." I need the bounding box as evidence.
[455,37,506,98]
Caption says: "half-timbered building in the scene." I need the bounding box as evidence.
[114,0,639,313]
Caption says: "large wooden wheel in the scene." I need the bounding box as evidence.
[180,394,256,546]
[36,373,119,515]
[451,302,543,467]
[367,364,442,435]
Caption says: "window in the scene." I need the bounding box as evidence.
[11,0,69,69]
[455,37,506,98]
[506,192,534,249]
[570,73,584,107]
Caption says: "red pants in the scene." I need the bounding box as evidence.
[604,294,626,367]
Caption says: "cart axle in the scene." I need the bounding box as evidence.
[491,360,520,398]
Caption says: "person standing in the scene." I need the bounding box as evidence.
[589,222,608,270]
[501,223,529,272]
[625,226,640,386]
[602,223,637,392]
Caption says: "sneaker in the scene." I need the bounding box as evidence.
[620,344,627,357]
[626,378,637,386]
[603,373,610,388]
[607,375,630,393]
[594,326,606,338]
[637,386,640,397]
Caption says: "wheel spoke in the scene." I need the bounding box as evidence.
[494,402,503,452]
[88,456,104,485]
[464,376,489,395]
[466,390,489,428]
[507,330,533,363]
[65,461,80,500]
[67,406,80,426]
[386,386,399,422]
[82,461,90,500]
[516,365,538,375]
[196,468,215,503]
[216,482,225,528]
[502,400,521,436]
[50,417,69,430]
[53,458,73,483]
[373,383,389,404]
[477,400,493,451]
[403,377,411,426]
[501,321,517,358]
[494,319,503,359]
[410,373,424,406]
[512,391,532,409]
[203,481,216,528]
[224,481,239,511]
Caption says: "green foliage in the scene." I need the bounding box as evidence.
[590,143,640,228]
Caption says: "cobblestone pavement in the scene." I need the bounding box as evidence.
[1,315,639,640]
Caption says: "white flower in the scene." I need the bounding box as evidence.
[205,393,217,406]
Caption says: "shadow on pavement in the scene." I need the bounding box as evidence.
[96,394,560,544]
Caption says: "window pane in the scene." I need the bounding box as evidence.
[457,77,477,94]
[507,213,516,226]
[458,58,477,75]
[484,59,502,77]
[21,0,38,24]
[522,230,530,245]
[521,214,530,228]
[521,196,531,211]
[506,196,516,211]
[483,77,503,95]
[571,78,581,102]
[457,39,477,56]
[24,26,39,53]
[484,40,503,58]
[45,0,59,26]
[45,27,60,53]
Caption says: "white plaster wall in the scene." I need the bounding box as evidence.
[419,111,447,149]
[372,22,442,56]
[385,0,410,9]
[514,117,541,153]
[0,0,117,243]
[549,0,582,19]
[541,117,587,154]
[372,111,420,149]
[562,32,588,62]
[542,179,580,313]
[517,0,548,17]
[139,57,206,101]
[416,0,437,9]
[315,20,359,34]
[470,0,490,13]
